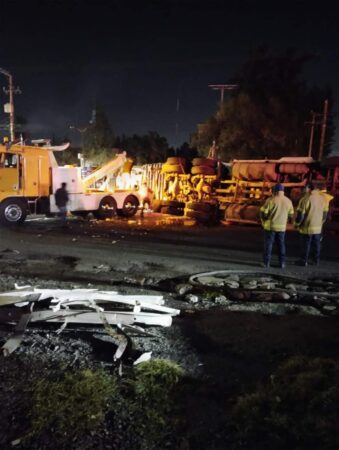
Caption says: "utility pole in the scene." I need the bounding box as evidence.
[69,125,88,151]
[305,111,322,158]
[208,84,238,112]
[318,99,329,161]
[174,96,180,150]
[0,67,21,141]
[307,112,315,157]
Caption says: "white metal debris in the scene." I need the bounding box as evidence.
[133,351,152,365]
[0,287,181,362]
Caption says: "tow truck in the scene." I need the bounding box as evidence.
[0,141,140,225]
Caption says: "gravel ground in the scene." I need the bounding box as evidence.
[1,217,338,449]
[0,272,208,449]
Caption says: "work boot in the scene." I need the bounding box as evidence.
[296,259,308,267]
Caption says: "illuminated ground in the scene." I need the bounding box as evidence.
[0,213,339,449]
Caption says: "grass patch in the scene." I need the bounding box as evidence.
[28,369,118,441]
[25,359,185,449]
[231,356,339,450]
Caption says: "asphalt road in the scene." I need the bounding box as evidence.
[0,212,338,279]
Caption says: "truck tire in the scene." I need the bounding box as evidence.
[118,195,139,217]
[186,203,219,225]
[163,200,185,208]
[94,196,117,220]
[0,199,27,226]
[186,209,216,224]
[166,157,186,165]
[241,205,260,221]
[192,157,216,168]
[161,163,186,174]
[186,202,215,213]
[191,165,216,175]
[161,205,184,216]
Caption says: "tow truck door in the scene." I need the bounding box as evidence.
[0,152,20,194]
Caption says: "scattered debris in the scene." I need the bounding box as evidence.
[0,287,180,363]
[133,351,152,365]
[185,294,199,304]
[188,270,339,316]
[175,283,193,295]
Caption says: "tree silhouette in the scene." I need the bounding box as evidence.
[192,48,334,160]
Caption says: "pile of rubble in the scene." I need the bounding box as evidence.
[187,270,339,316]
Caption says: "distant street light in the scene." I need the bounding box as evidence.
[0,67,21,141]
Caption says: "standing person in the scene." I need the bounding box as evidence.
[55,182,69,223]
[294,184,328,266]
[260,183,294,269]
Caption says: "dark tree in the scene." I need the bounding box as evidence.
[115,132,168,164]
[83,106,115,164]
[192,48,334,161]
[176,142,198,160]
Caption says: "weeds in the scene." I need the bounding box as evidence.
[28,369,118,441]
[231,356,339,449]
[26,359,184,449]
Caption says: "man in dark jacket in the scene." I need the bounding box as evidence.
[55,182,69,222]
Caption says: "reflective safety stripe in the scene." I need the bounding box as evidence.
[262,223,288,232]
[298,226,323,234]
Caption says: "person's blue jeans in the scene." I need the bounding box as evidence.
[264,230,286,266]
[58,206,67,222]
[301,234,321,264]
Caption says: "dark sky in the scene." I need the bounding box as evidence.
[1,0,339,152]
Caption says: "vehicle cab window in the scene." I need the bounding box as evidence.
[0,153,18,168]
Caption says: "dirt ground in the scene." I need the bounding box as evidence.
[0,213,339,449]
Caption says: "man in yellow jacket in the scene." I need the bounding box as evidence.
[294,184,329,266]
[260,183,294,269]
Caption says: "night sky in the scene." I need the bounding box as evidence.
[1,0,339,152]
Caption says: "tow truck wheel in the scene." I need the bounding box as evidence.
[94,197,117,220]
[0,199,27,226]
[118,195,139,217]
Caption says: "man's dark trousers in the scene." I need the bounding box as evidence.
[264,230,286,266]
[301,234,321,264]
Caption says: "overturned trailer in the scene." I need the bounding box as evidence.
[141,155,339,226]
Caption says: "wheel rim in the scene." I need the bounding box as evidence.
[123,198,138,215]
[124,202,136,212]
[100,200,115,218]
[5,204,22,222]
